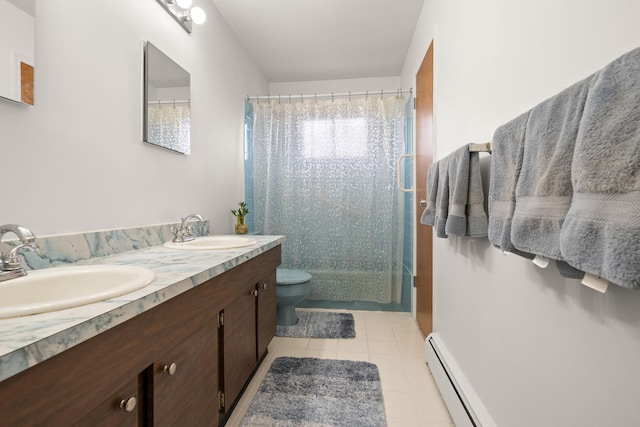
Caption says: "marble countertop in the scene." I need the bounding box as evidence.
[0,235,284,382]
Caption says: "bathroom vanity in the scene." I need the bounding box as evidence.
[0,235,282,426]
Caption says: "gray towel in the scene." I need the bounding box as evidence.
[488,111,534,258]
[556,260,584,280]
[510,73,594,259]
[434,157,450,238]
[419,161,439,226]
[466,151,488,237]
[559,47,640,290]
[444,146,488,237]
[445,146,471,236]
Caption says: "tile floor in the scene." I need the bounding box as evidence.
[225,309,455,427]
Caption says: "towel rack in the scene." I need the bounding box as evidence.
[469,142,492,153]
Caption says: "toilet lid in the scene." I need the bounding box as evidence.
[276,268,312,285]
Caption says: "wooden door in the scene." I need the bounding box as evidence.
[20,62,34,105]
[415,41,434,336]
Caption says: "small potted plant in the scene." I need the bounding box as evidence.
[231,202,249,234]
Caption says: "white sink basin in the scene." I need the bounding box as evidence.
[0,265,155,319]
[163,235,258,250]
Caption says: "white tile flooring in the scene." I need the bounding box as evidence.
[225,309,455,427]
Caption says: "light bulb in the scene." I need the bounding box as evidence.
[175,0,192,9]
[189,6,206,25]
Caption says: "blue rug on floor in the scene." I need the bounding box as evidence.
[240,357,386,427]
[276,310,356,339]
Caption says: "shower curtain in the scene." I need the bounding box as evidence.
[250,95,407,304]
[147,104,190,154]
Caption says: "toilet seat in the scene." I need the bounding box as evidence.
[276,268,312,285]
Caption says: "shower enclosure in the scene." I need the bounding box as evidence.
[245,93,413,311]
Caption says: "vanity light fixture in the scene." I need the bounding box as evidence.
[155,0,206,34]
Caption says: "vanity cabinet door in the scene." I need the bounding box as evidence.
[153,320,218,427]
[220,280,258,413]
[72,376,141,427]
[256,271,277,360]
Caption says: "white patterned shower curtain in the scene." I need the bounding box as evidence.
[250,95,407,304]
[147,104,190,154]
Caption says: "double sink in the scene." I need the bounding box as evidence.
[0,235,258,319]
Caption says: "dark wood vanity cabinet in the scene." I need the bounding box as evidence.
[0,245,281,427]
[257,271,277,359]
[218,268,278,423]
[220,278,259,414]
[151,321,218,427]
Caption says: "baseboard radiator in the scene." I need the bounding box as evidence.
[424,333,496,427]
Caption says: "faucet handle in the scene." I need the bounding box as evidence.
[170,225,185,243]
[3,243,35,271]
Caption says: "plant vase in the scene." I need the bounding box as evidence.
[235,216,248,234]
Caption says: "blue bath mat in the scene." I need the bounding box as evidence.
[240,357,386,426]
[276,310,356,339]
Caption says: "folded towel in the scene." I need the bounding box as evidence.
[434,157,450,238]
[445,146,471,236]
[510,73,594,259]
[559,47,640,289]
[466,151,488,237]
[419,161,439,226]
[444,146,488,237]
[488,111,534,258]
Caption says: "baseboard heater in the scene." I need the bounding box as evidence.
[425,333,496,427]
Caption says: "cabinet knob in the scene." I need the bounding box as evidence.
[261,283,267,290]
[250,289,258,297]
[164,362,177,376]
[120,396,137,413]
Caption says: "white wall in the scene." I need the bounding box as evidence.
[0,0,268,237]
[402,1,640,426]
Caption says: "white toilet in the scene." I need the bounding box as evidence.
[276,268,312,326]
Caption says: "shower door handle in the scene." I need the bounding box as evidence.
[396,154,414,193]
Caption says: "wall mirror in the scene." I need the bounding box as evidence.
[0,0,35,105]
[143,41,191,155]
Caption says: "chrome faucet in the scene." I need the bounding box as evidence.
[0,224,37,282]
[171,214,206,243]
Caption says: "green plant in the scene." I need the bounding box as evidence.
[231,201,249,218]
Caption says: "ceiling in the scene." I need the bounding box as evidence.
[211,0,425,83]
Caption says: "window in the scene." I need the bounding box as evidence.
[301,118,368,159]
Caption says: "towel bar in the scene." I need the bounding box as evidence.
[468,142,492,153]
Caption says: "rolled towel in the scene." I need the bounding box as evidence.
[560,47,640,289]
[445,146,471,236]
[488,111,534,258]
[511,73,594,259]
[434,157,450,238]
[466,151,488,237]
[419,161,439,226]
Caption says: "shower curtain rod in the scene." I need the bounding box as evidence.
[148,99,190,106]
[247,88,413,102]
